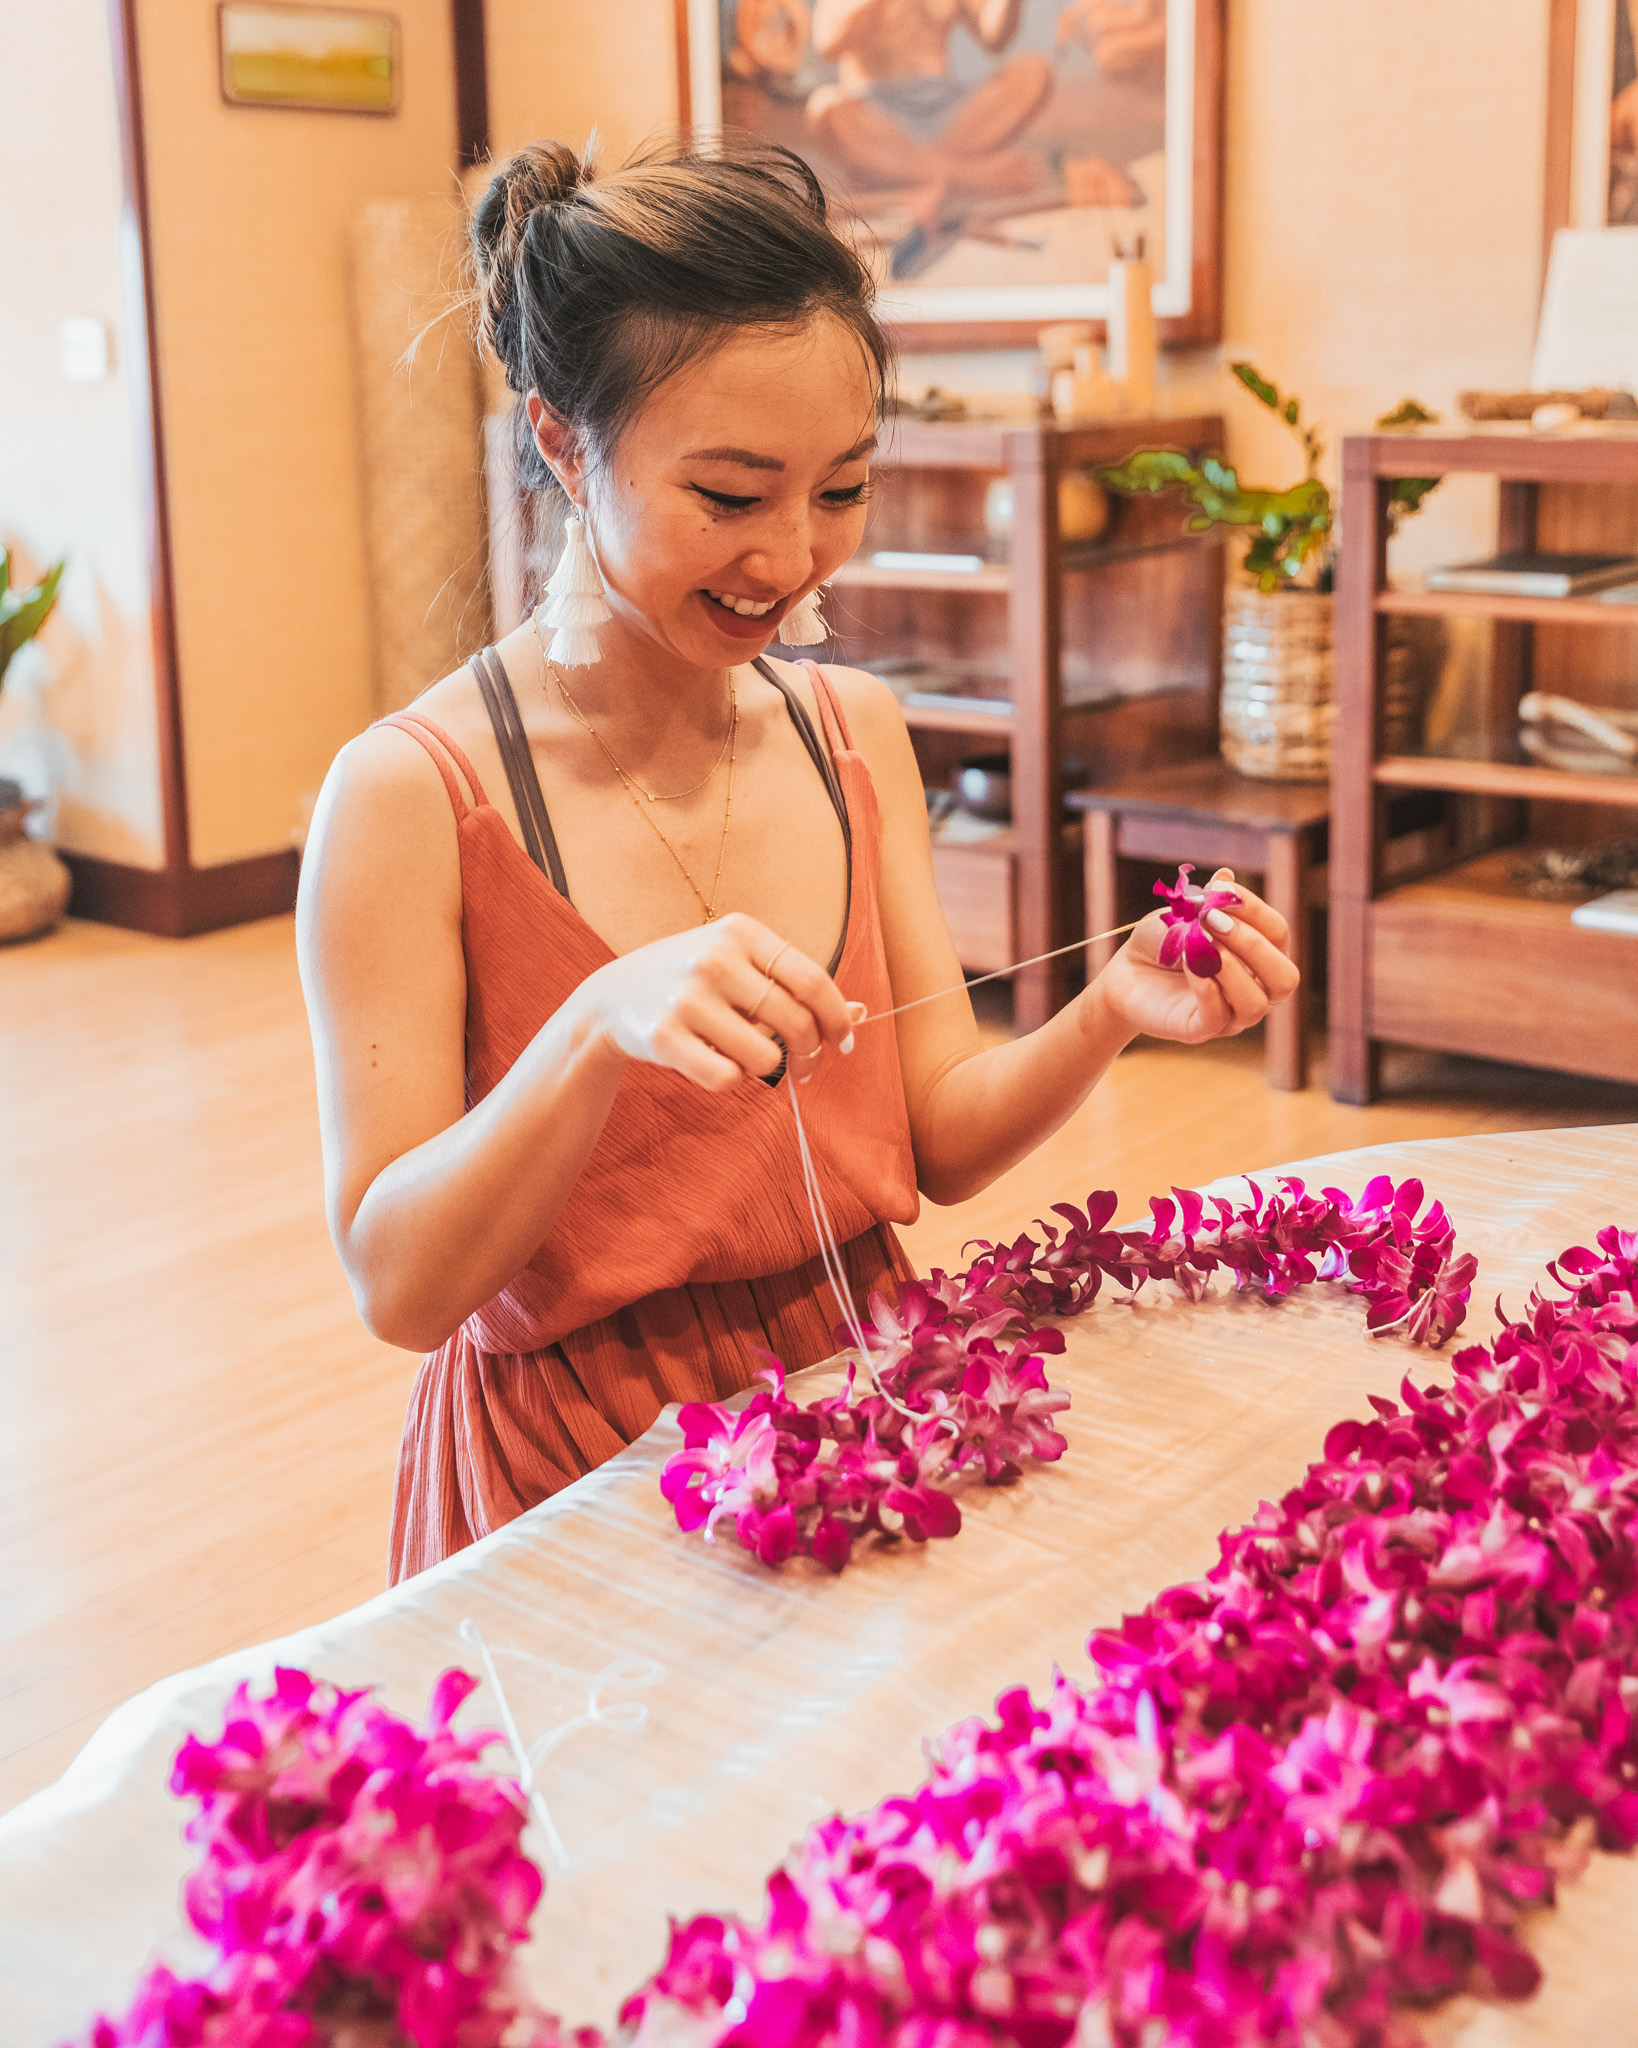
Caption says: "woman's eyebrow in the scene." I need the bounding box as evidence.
[684,435,878,471]
[686,445,785,470]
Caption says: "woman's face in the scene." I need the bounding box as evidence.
[552,313,879,670]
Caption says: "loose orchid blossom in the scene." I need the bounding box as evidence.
[1153,862,1243,977]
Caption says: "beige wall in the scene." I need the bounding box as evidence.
[0,0,166,867]
[137,0,460,867]
[485,0,678,166]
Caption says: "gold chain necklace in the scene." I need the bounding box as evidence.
[554,668,736,803]
[551,661,738,923]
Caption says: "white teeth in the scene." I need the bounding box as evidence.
[706,590,774,617]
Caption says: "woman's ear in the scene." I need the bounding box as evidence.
[525,392,585,502]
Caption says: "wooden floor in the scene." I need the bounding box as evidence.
[2,914,1634,1818]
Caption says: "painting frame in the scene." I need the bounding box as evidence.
[216,2,401,118]
[677,0,1223,349]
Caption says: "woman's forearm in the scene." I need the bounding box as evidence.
[338,999,629,1351]
[909,976,1135,1205]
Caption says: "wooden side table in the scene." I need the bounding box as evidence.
[1069,758,1330,1091]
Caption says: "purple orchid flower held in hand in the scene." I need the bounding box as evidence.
[1153,861,1243,976]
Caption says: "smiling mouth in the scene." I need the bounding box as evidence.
[704,588,779,618]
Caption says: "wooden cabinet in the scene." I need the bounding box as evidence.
[1330,430,1638,1102]
[829,415,1225,1031]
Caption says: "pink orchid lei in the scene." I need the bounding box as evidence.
[662,1174,1478,1573]
[75,1666,576,2048]
[625,1219,1638,2048]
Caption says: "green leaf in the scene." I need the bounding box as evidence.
[1389,475,1441,518]
[1377,397,1438,429]
[1230,361,1282,412]
[0,557,66,691]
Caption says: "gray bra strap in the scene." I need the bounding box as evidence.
[468,647,570,899]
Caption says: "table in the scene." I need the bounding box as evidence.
[2,1127,1635,2048]
[1069,759,1330,1092]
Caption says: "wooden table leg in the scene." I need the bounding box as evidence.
[1261,829,1306,1091]
[1084,809,1121,976]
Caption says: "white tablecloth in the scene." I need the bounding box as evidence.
[3,1127,1636,2047]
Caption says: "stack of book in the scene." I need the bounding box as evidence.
[1425,550,1638,598]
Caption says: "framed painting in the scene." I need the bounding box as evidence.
[217,3,399,115]
[679,0,1223,348]
[1555,0,1638,229]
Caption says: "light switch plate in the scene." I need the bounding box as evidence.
[60,317,113,381]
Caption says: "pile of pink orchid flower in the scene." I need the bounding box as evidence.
[662,1172,1479,1572]
[76,1666,566,2048]
[624,1218,1638,2048]
[78,1214,1638,2048]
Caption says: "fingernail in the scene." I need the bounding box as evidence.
[840,1032,855,1054]
[1207,910,1236,935]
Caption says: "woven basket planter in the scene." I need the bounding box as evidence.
[1219,586,1335,783]
[0,783,70,943]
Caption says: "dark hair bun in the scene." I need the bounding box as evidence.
[471,142,593,377]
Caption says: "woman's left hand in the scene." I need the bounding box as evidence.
[1092,868,1301,1045]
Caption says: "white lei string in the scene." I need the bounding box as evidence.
[786,916,1143,1392]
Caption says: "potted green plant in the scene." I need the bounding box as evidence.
[0,548,72,941]
[1100,369,1439,781]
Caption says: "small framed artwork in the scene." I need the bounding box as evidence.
[679,0,1223,348]
[217,3,399,115]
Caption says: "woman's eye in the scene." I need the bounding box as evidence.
[690,485,759,512]
[823,481,874,508]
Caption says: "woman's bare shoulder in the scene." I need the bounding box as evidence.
[757,654,907,749]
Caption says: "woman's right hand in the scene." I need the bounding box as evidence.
[571,912,857,1091]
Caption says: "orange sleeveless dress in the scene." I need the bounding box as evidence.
[382,660,919,1581]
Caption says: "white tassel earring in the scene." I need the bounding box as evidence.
[779,585,829,647]
[534,511,612,669]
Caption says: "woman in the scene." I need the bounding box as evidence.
[297,137,1298,1582]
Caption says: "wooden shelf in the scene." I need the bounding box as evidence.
[1332,426,1638,1102]
[882,412,1226,472]
[1377,587,1638,628]
[931,821,1083,975]
[1367,849,1638,1085]
[901,699,1015,735]
[835,534,1213,596]
[833,561,1010,593]
[839,409,1225,1024]
[1358,427,1638,486]
[1375,750,1638,806]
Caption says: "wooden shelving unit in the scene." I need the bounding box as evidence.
[832,413,1226,1029]
[1330,429,1638,1101]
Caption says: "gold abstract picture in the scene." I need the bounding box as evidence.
[218,4,398,115]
